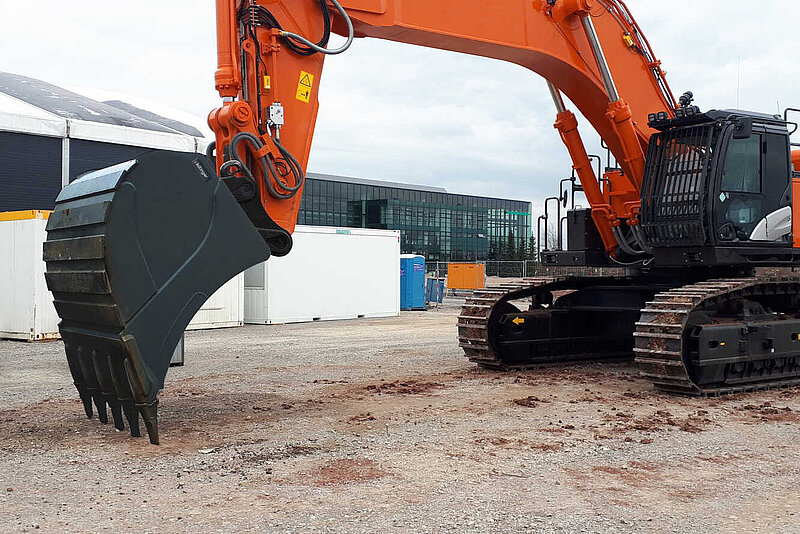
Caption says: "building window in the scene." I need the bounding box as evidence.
[298,175,531,262]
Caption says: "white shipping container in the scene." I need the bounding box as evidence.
[0,211,244,340]
[186,274,244,331]
[244,226,400,324]
[0,211,60,340]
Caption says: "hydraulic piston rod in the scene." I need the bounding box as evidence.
[580,15,620,102]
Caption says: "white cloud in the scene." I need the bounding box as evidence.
[2,1,798,219]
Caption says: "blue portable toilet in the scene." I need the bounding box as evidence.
[400,254,426,310]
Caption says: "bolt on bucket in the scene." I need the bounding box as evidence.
[44,151,271,444]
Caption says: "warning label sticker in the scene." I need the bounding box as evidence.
[295,71,314,103]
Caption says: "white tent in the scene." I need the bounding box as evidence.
[0,72,208,190]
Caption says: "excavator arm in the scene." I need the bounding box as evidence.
[211,0,677,255]
[44,0,681,444]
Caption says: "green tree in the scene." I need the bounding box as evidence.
[505,229,516,260]
[518,237,529,261]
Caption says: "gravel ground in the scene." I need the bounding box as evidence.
[1,300,800,533]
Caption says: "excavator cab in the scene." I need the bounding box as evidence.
[641,108,797,266]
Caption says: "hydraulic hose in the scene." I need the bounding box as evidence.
[630,225,653,255]
[612,225,646,256]
[240,0,332,57]
[224,132,305,200]
[279,0,354,55]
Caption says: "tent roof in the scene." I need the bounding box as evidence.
[0,72,203,138]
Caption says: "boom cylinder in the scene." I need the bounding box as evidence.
[580,14,647,196]
[215,0,241,97]
[580,15,619,102]
[548,82,567,114]
[548,83,618,253]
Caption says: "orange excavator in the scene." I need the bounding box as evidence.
[44,0,800,444]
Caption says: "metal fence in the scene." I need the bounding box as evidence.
[425,261,624,280]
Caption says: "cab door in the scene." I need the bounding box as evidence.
[714,126,791,244]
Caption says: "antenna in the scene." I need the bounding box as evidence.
[736,56,741,108]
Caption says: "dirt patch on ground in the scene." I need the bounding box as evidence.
[512,395,551,408]
[364,380,447,395]
[589,464,665,489]
[475,436,563,453]
[778,387,800,399]
[736,402,800,423]
[306,458,386,486]
[238,444,320,464]
[608,409,713,435]
[695,454,743,465]
[347,412,377,423]
[0,389,325,455]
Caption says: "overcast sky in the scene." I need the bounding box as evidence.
[2,1,799,215]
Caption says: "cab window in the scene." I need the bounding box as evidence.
[721,135,761,193]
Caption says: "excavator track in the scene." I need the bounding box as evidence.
[458,274,653,369]
[635,277,800,395]
[458,277,558,369]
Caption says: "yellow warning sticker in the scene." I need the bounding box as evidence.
[295,70,314,103]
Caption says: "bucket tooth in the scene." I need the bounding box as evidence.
[74,345,107,424]
[65,344,93,418]
[78,388,94,419]
[138,400,160,445]
[64,343,94,418]
[93,395,108,425]
[45,151,272,444]
[123,402,141,438]
[108,400,125,431]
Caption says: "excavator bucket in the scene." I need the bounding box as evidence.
[43,151,271,444]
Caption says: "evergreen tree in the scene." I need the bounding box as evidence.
[528,235,537,260]
[513,237,525,261]
[506,229,516,260]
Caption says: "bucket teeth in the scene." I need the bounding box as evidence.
[45,150,272,444]
[90,350,121,429]
[108,354,140,436]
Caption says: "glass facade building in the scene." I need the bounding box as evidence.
[298,173,532,262]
